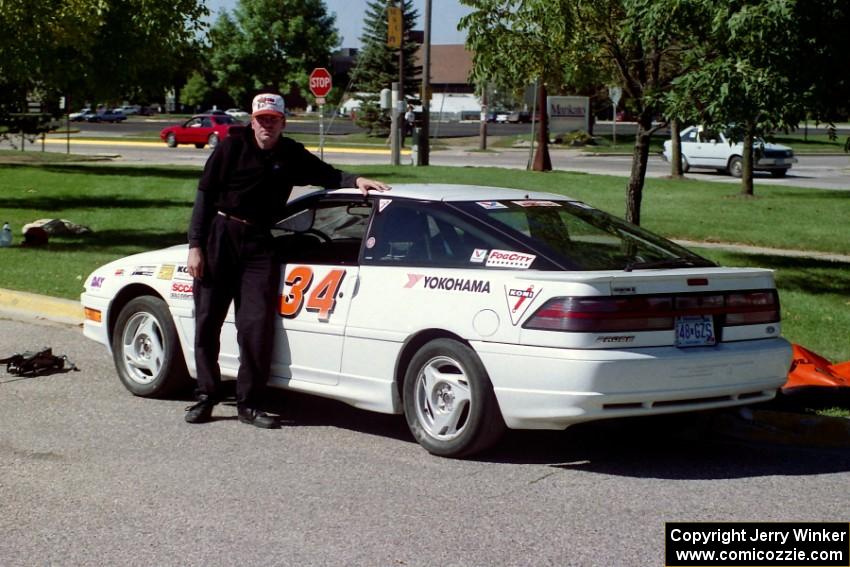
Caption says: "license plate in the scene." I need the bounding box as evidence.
[675,315,716,347]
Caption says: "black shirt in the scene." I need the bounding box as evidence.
[188,126,359,248]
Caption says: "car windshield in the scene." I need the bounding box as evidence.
[452,199,715,271]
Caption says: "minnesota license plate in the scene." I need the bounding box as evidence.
[675,315,716,347]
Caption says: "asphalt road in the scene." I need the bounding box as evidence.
[2,316,849,566]
[13,135,850,191]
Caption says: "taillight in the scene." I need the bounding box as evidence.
[526,296,673,332]
[724,291,779,325]
[523,290,780,332]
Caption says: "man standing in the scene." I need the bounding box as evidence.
[185,93,389,428]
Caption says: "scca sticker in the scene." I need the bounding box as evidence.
[170,281,193,300]
[279,266,345,321]
[505,284,542,325]
[485,249,536,269]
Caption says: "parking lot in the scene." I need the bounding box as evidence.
[2,317,849,566]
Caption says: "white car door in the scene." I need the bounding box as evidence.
[268,197,372,387]
[696,128,730,169]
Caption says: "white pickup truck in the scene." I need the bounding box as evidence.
[663,125,797,177]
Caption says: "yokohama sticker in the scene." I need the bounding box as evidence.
[504,284,542,325]
[485,249,536,269]
[404,273,490,293]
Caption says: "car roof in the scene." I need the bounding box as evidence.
[300,183,576,203]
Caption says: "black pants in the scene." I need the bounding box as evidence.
[193,215,280,407]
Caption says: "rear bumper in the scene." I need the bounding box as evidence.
[473,338,791,430]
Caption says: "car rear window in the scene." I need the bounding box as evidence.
[453,200,713,271]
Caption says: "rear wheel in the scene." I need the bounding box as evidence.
[403,339,506,457]
[111,296,191,397]
[207,133,219,148]
[166,133,177,148]
[728,156,743,178]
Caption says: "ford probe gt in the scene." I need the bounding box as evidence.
[81,184,791,457]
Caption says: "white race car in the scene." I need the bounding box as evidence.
[81,184,791,457]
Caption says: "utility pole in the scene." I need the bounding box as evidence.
[420,0,431,165]
[397,0,404,149]
[479,84,488,151]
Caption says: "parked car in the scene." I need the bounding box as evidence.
[81,109,127,123]
[69,108,92,121]
[225,108,250,121]
[159,114,239,148]
[81,184,791,457]
[117,105,141,115]
[663,125,797,178]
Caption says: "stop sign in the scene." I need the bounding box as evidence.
[309,68,332,98]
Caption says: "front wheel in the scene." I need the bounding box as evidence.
[728,156,743,178]
[207,133,219,148]
[403,339,506,457]
[111,296,191,397]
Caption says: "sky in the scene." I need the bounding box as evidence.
[205,0,472,48]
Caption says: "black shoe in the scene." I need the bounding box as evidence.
[185,398,216,424]
[237,406,280,429]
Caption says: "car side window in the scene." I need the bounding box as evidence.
[274,199,372,266]
[363,202,509,267]
[186,118,202,128]
[683,130,697,142]
[201,117,213,127]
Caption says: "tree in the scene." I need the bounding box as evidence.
[181,72,212,109]
[459,0,575,171]
[666,0,803,196]
[0,0,207,121]
[209,0,340,109]
[570,0,700,224]
[349,0,421,136]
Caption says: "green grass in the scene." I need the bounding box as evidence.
[1,158,848,362]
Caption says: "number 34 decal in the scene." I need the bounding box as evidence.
[279,266,346,321]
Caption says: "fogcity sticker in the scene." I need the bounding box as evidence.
[485,249,536,269]
[512,200,561,207]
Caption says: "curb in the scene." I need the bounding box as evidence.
[0,288,83,326]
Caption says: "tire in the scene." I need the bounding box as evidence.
[771,169,788,178]
[166,133,177,148]
[207,133,219,148]
[728,156,743,178]
[403,338,506,457]
[681,156,690,173]
[111,296,191,398]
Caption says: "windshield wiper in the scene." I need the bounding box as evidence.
[624,257,712,272]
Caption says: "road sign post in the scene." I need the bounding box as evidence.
[309,68,333,160]
[608,86,622,148]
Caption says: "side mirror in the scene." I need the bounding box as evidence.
[276,209,314,232]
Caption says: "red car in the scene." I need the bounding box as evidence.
[159,114,239,149]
